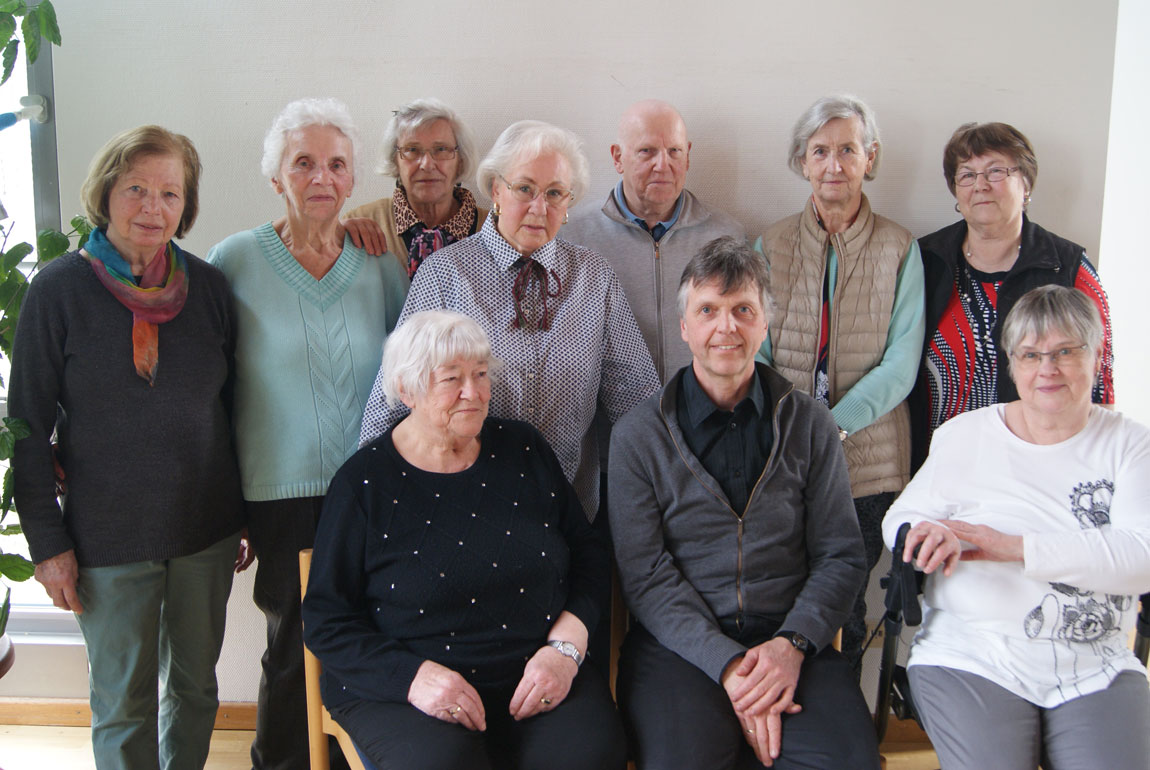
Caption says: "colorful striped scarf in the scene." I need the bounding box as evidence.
[83,228,189,386]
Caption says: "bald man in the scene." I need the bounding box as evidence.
[564,100,746,381]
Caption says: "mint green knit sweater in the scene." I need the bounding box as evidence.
[209,223,408,500]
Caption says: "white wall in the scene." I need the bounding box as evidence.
[42,0,1120,702]
[1100,0,1150,422]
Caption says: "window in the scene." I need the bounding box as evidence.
[1,43,76,635]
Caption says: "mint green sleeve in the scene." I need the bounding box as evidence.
[752,234,774,365]
[829,241,925,434]
[379,253,411,332]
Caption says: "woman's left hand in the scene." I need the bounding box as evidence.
[943,520,1024,563]
[234,529,255,573]
[508,644,578,721]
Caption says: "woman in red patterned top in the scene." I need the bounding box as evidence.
[909,122,1114,470]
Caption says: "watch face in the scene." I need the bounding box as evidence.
[786,632,810,652]
[558,642,575,655]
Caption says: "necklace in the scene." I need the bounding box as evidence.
[963,237,1021,270]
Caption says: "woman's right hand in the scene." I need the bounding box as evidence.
[902,520,962,577]
[342,217,387,257]
[34,549,83,614]
[408,659,486,731]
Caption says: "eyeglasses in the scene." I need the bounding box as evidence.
[397,145,458,162]
[1010,345,1090,370]
[498,176,574,207]
[954,166,1020,187]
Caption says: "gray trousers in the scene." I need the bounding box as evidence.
[910,665,1150,770]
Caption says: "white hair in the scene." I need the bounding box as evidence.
[787,94,881,181]
[475,120,590,203]
[376,97,476,185]
[381,310,498,406]
[260,97,360,184]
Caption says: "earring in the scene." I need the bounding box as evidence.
[493,202,501,217]
[954,202,961,214]
[1024,191,1032,209]
[562,212,569,225]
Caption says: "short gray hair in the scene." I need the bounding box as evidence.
[1001,285,1103,363]
[476,120,590,204]
[376,97,477,184]
[677,236,774,322]
[380,310,498,406]
[260,98,360,184]
[787,95,881,181]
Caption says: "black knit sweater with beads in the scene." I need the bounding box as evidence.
[302,417,608,708]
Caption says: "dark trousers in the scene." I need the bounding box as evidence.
[247,497,341,770]
[617,624,880,770]
[586,470,613,669]
[839,491,896,675]
[328,663,627,770]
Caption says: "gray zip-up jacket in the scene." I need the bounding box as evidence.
[563,188,745,382]
[608,363,865,682]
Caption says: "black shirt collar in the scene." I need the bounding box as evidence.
[681,364,766,428]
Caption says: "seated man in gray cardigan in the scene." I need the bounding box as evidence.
[609,236,880,769]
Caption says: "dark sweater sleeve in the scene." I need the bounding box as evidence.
[301,461,426,705]
[10,258,74,563]
[533,426,608,638]
[781,402,866,649]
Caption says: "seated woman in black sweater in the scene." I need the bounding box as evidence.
[301,310,625,770]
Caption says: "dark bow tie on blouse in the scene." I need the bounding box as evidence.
[512,257,562,331]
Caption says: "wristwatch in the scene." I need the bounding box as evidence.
[776,631,813,657]
[546,640,584,667]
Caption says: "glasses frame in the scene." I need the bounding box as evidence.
[498,175,574,208]
[1010,344,1090,370]
[397,145,459,163]
[953,166,1021,187]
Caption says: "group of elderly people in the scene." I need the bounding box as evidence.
[8,88,1142,770]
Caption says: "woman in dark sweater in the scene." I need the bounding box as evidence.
[10,126,247,769]
[301,310,625,770]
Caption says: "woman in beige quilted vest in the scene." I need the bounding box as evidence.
[343,98,488,278]
[754,94,925,673]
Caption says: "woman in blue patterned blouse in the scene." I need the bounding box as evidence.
[358,120,660,524]
[304,311,626,770]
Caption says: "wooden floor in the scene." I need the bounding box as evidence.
[0,725,940,769]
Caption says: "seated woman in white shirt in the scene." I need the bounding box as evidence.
[883,284,1150,770]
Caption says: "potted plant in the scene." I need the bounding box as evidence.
[0,0,68,640]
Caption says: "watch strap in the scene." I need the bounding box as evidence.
[546,639,584,667]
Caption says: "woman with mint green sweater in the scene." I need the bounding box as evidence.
[208,97,408,770]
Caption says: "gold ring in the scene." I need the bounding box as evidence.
[746,729,755,735]
[450,705,461,715]
[540,697,553,706]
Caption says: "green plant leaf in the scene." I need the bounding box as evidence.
[0,13,16,45]
[35,0,57,45]
[0,464,11,519]
[0,552,35,581]
[0,240,33,272]
[0,271,29,359]
[0,38,17,87]
[37,228,70,261]
[1,467,13,516]
[2,417,31,441]
[19,6,36,62]
[0,430,14,461]
[0,586,10,636]
[0,524,22,537]
[0,2,26,16]
[71,215,91,235]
